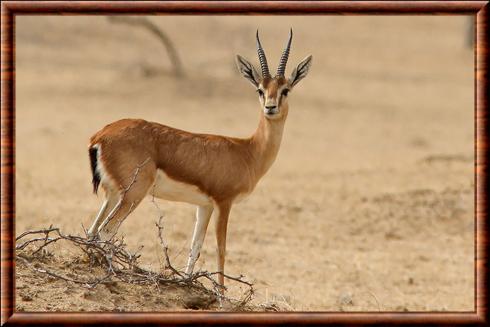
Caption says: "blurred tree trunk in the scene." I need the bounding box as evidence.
[108,16,185,78]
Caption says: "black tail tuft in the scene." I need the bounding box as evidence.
[89,146,101,194]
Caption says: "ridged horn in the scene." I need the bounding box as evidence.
[256,30,271,78]
[276,28,293,77]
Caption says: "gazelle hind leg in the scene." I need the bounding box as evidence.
[185,205,214,275]
[96,196,129,242]
[97,162,156,242]
[97,186,154,241]
[215,202,232,290]
[87,190,119,238]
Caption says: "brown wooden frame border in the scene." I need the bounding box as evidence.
[1,1,488,325]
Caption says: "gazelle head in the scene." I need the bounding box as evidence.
[236,29,313,120]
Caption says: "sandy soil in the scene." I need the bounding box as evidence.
[15,15,474,311]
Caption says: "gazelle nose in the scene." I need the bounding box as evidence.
[265,105,277,110]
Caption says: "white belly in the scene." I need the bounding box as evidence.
[148,169,211,206]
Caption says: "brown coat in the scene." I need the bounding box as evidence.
[89,106,287,204]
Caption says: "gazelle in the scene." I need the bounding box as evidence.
[87,30,312,288]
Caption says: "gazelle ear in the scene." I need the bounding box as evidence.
[289,55,313,87]
[236,55,261,87]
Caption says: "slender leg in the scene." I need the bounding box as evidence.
[96,196,124,241]
[87,191,119,238]
[97,161,156,241]
[215,202,232,289]
[185,205,214,275]
[97,197,138,242]
[87,199,108,238]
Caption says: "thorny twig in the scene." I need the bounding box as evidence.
[150,189,174,272]
[155,216,182,277]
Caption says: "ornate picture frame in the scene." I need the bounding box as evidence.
[1,1,488,325]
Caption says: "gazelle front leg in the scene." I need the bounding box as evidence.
[185,205,214,275]
[215,202,232,289]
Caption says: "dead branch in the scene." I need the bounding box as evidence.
[155,215,181,276]
[107,16,185,77]
[16,225,255,309]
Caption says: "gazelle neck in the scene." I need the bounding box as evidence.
[249,104,288,178]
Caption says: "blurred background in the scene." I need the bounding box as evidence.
[16,16,474,311]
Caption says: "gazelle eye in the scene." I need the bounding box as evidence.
[257,89,264,97]
[281,89,290,97]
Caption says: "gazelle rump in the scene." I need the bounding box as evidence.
[86,29,312,289]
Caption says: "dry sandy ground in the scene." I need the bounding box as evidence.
[15,15,474,311]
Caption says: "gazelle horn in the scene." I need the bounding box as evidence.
[256,30,271,78]
[276,28,293,77]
